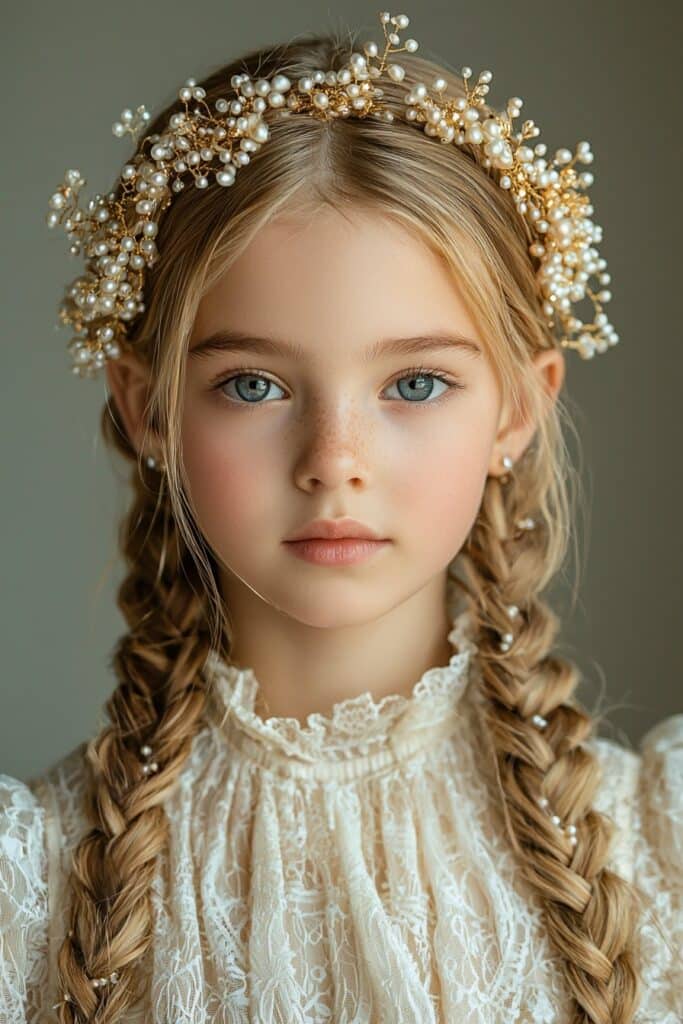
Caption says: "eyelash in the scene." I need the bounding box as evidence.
[209,365,464,410]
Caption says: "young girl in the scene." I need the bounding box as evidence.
[2,11,681,1024]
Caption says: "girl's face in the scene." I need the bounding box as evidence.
[182,208,511,628]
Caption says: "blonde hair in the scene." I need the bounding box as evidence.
[55,28,648,1023]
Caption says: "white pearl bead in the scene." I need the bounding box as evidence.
[270,74,291,93]
[465,126,483,145]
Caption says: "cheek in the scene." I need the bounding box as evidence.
[181,408,279,545]
[388,422,490,542]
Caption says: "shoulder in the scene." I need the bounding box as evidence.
[0,770,49,909]
[635,713,683,873]
[589,714,683,1018]
[586,714,683,872]
[588,714,682,856]
[0,772,50,1019]
[0,772,47,889]
[0,742,92,1010]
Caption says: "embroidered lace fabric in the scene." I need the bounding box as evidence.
[1,576,681,1022]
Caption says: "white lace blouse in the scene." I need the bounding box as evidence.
[1,580,682,1023]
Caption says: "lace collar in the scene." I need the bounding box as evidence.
[202,577,479,768]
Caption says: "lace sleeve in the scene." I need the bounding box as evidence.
[0,773,50,1023]
[634,714,683,1022]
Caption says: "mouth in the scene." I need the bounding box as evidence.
[283,536,391,566]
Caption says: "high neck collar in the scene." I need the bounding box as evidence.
[202,576,479,774]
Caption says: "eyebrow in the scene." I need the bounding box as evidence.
[189,329,482,362]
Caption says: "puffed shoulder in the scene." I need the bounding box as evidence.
[634,714,682,1021]
[587,714,683,1020]
[0,773,50,1022]
[637,712,683,878]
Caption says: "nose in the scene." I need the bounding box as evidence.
[291,405,373,490]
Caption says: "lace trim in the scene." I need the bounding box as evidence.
[202,598,478,764]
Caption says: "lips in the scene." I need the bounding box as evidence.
[284,517,384,542]
[284,536,390,566]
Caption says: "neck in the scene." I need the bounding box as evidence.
[219,571,456,725]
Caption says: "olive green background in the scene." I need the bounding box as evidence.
[2,0,681,780]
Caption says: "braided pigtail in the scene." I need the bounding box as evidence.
[459,452,645,1024]
[53,408,217,1022]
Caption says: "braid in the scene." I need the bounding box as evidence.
[54,405,215,1023]
[459,458,645,1024]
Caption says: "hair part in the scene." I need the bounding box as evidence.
[56,27,648,1024]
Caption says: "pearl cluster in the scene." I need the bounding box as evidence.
[498,602,520,653]
[140,742,159,776]
[92,971,120,988]
[533,713,579,849]
[538,794,579,847]
[401,66,617,361]
[46,10,618,377]
[51,935,119,1011]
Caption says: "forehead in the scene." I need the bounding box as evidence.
[190,208,482,360]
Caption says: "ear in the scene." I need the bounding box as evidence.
[488,347,566,477]
[105,351,159,458]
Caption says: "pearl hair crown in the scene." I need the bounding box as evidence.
[45,10,619,379]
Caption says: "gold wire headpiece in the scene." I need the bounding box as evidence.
[46,10,618,378]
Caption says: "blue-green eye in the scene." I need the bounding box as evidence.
[387,370,453,403]
[211,366,463,408]
[219,372,284,404]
